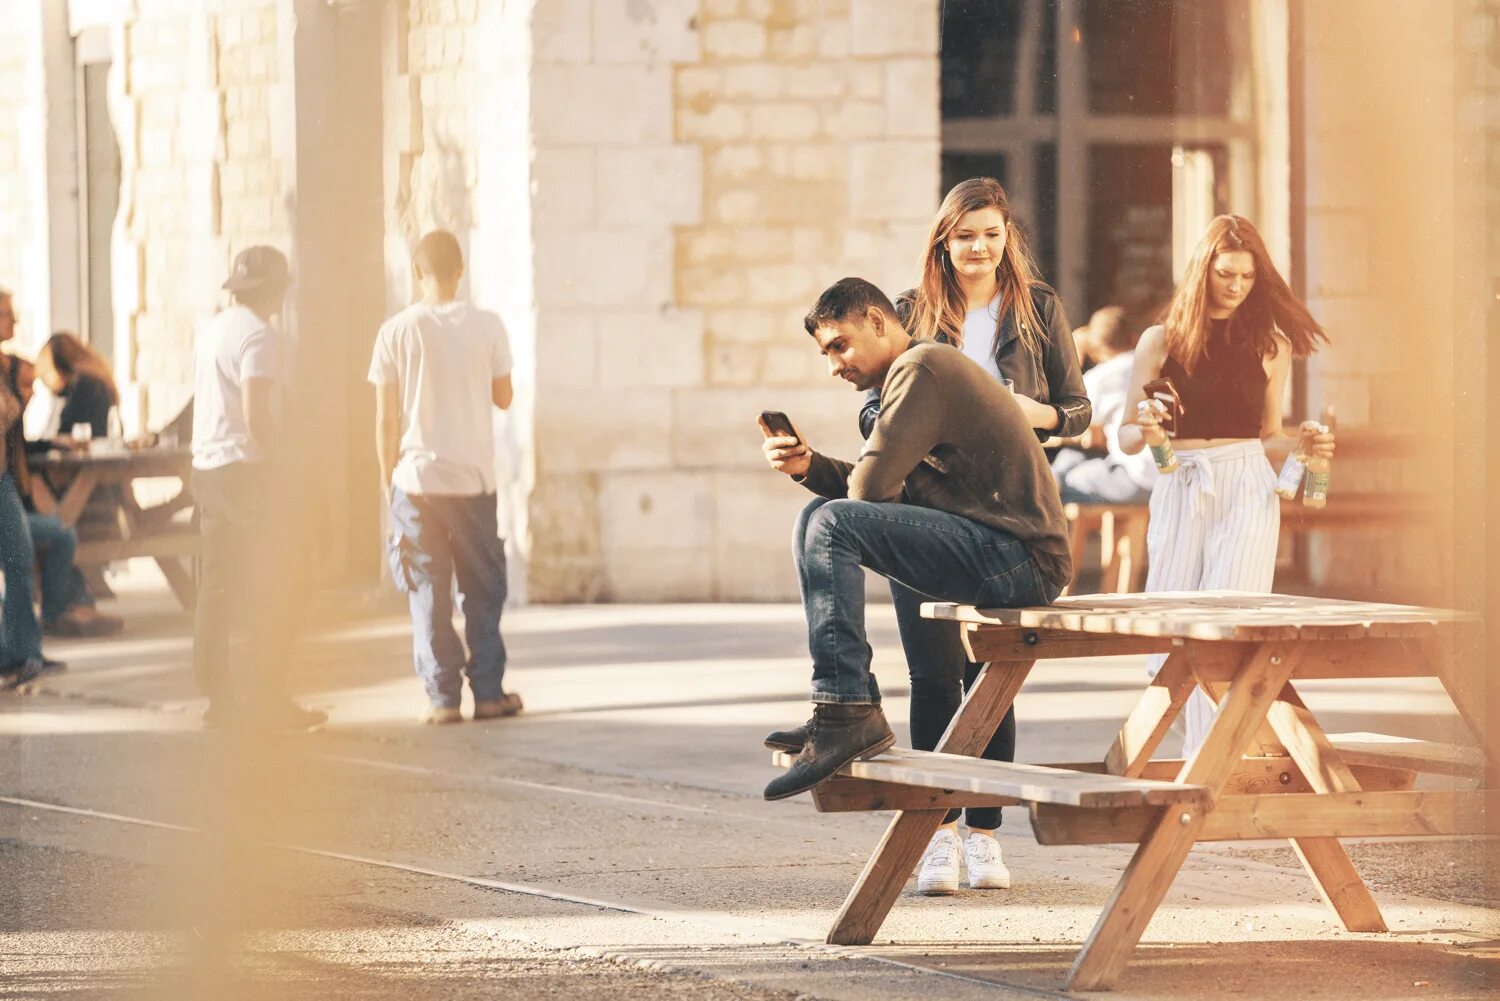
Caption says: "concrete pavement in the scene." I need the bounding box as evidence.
[1,563,1494,999]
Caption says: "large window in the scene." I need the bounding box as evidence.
[940,0,1255,329]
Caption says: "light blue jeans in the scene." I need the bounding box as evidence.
[0,473,42,667]
[388,488,509,709]
[27,513,92,623]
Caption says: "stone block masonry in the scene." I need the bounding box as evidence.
[521,0,939,600]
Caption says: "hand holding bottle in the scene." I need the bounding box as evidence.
[1302,421,1335,459]
[1137,399,1178,473]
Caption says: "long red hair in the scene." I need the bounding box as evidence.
[1163,215,1327,372]
[907,177,1051,361]
[40,332,119,404]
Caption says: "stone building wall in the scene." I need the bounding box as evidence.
[381,0,536,596]
[525,0,941,601]
[115,0,296,427]
[0,1,50,342]
[1297,1,1468,604]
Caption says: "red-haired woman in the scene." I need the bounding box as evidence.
[859,177,1089,894]
[1120,215,1334,752]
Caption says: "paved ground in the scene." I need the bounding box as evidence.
[1,564,1495,1000]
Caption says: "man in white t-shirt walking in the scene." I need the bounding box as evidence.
[192,246,326,730]
[369,230,518,724]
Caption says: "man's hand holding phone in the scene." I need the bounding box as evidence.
[758,410,811,478]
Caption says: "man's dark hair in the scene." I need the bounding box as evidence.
[803,277,899,336]
[414,229,464,282]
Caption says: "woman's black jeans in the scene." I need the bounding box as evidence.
[892,580,1015,829]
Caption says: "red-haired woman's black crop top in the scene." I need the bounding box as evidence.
[1159,318,1267,439]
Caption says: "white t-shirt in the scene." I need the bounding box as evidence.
[192,304,280,470]
[1085,351,1157,490]
[367,300,513,497]
[956,296,1004,382]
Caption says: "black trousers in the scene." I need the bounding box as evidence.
[892,580,1017,830]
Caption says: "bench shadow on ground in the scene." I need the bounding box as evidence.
[870,939,1499,999]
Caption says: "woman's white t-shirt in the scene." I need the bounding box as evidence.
[957,296,1004,383]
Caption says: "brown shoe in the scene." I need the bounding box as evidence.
[420,705,463,725]
[473,693,523,720]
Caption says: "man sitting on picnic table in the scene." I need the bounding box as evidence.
[760,278,1071,801]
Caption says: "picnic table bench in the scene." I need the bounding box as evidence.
[29,445,198,610]
[772,590,1489,991]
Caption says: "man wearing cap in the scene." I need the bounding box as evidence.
[190,246,325,729]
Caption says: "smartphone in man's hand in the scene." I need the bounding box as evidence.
[757,410,802,444]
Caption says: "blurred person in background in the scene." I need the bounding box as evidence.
[1052,306,1156,505]
[10,357,123,638]
[1119,215,1334,754]
[855,177,1089,895]
[1072,323,1096,374]
[191,247,325,730]
[0,289,66,688]
[371,229,519,725]
[35,332,119,443]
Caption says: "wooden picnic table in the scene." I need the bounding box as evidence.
[29,445,198,610]
[773,590,1489,991]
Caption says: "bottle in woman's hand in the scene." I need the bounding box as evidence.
[1302,405,1338,510]
[1302,423,1333,507]
[1137,399,1179,473]
[1274,420,1321,499]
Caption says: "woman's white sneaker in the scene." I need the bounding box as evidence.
[963,832,1011,889]
[915,828,962,895]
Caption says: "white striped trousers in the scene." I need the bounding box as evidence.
[1144,440,1281,755]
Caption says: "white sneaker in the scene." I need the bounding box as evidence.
[963,832,1011,889]
[915,828,962,895]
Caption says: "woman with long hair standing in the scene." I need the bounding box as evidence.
[861,177,1090,894]
[1120,215,1334,753]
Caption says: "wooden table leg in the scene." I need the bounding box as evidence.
[1422,631,1500,781]
[157,557,197,611]
[825,658,1036,946]
[1067,642,1300,991]
[1265,682,1387,932]
[57,468,101,528]
[1105,650,1197,776]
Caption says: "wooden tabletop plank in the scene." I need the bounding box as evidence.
[924,590,1470,641]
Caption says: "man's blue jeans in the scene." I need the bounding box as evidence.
[388,488,508,709]
[794,497,1061,705]
[0,473,41,667]
[27,513,92,623]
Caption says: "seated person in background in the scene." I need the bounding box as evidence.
[12,359,123,638]
[760,278,1070,801]
[1072,323,1096,375]
[1051,306,1156,505]
[36,332,118,444]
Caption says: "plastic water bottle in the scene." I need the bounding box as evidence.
[1274,420,1320,499]
[1138,399,1178,473]
[1302,408,1335,508]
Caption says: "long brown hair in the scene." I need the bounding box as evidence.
[907,177,1051,362]
[40,332,119,404]
[1163,215,1327,373]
